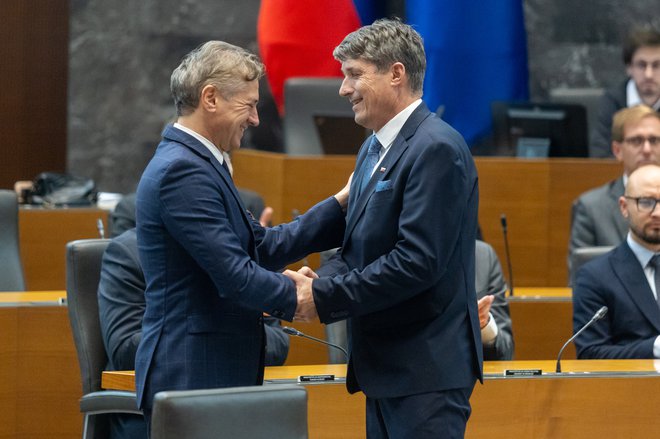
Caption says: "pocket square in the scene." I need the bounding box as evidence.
[375,180,393,192]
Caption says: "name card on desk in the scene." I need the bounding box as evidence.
[298,374,336,382]
[505,369,543,377]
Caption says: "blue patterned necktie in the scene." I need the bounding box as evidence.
[649,254,660,309]
[357,135,382,197]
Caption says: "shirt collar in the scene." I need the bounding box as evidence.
[173,122,228,167]
[627,232,656,268]
[373,99,423,150]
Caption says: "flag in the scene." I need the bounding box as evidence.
[257,0,361,115]
[406,0,529,146]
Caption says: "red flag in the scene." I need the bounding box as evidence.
[257,0,361,115]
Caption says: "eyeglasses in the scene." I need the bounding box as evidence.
[623,136,660,147]
[625,196,660,213]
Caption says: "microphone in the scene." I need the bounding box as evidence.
[555,306,608,373]
[97,218,105,239]
[282,326,348,361]
[500,214,514,297]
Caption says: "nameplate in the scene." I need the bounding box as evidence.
[297,374,336,382]
[504,369,542,377]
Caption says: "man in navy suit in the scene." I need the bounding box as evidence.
[285,19,482,438]
[134,41,350,427]
[574,164,660,359]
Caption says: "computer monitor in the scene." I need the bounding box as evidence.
[490,101,588,157]
[314,113,369,155]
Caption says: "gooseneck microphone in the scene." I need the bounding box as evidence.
[555,306,608,373]
[282,326,349,361]
[500,214,514,296]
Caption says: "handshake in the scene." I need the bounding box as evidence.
[283,266,319,323]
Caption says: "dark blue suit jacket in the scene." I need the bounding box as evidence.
[573,242,660,358]
[135,125,345,409]
[313,103,483,399]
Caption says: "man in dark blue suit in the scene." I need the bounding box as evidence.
[134,41,350,427]
[285,19,482,438]
[574,164,660,359]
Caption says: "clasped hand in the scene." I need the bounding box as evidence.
[283,266,319,323]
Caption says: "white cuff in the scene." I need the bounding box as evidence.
[481,312,498,346]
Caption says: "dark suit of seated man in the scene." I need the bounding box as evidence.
[475,240,514,360]
[98,228,289,438]
[573,164,660,359]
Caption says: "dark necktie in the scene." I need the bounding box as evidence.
[648,254,660,309]
[357,135,382,197]
[221,159,232,178]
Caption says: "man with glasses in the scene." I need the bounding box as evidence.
[573,164,660,359]
[590,28,660,158]
[569,105,660,280]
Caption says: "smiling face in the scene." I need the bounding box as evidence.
[211,80,260,152]
[339,58,400,132]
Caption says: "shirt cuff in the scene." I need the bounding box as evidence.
[653,336,660,358]
[481,313,499,346]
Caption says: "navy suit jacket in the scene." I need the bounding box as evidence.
[135,125,345,409]
[313,102,483,399]
[573,241,660,359]
[98,228,290,371]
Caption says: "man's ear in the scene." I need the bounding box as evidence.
[619,195,629,219]
[200,84,218,112]
[390,62,405,86]
[612,141,623,162]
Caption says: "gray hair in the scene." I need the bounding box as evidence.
[171,41,264,116]
[333,18,426,95]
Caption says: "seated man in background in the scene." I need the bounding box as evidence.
[476,239,514,360]
[590,28,660,158]
[569,105,660,276]
[573,164,660,359]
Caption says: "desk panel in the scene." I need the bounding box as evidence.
[19,207,108,290]
[104,360,660,439]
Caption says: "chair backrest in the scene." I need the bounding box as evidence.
[0,189,26,291]
[283,77,355,155]
[325,322,348,364]
[570,246,614,285]
[66,238,110,395]
[549,87,605,145]
[151,385,308,439]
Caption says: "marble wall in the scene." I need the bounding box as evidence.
[68,0,660,193]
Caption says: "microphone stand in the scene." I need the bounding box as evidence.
[283,326,349,361]
[556,306,608,373]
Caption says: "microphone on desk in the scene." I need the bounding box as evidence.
[282,326,349,361]
[97,218,105,239]
[500,214,514,297]
[555,306,608,373]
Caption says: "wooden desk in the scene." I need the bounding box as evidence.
[0,290,81,439]
[510,287,574,360]
[103,360,660,439]
[19,207,109,290]
[233,152,621,287]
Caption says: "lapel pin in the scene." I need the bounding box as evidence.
[379,167,386,173]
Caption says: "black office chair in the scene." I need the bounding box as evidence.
[66,239,142,439]
[151,385,308,439]
[0,189,26,291]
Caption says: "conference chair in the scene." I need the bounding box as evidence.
[325,322,349,364]
[66,239,142,439]
[569,246,615,285]
[283,77,359,155]
[151,385,308,439]
[0,189,26,291]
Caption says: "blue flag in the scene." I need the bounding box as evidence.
[406,0,529,146]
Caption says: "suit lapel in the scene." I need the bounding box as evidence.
[344,103,431,242]
[162,125,257,254]
[612,244,660,332]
